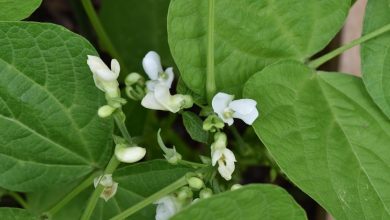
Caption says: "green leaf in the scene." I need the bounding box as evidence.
[99,0,173,74]
[0,22,113,192]
[168,0,351,98]
[244,60,390,219]
[172,184,306,220]
[361,0,390,118]
[0,208,37,220]
[28,160,193,220]
[0,0,41,21]
[182,111,208,144]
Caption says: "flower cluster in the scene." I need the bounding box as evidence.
[140,51,193,113]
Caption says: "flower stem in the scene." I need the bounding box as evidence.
[308,23,390,69]
[113,111,133,145]
[80,156,120,220]
[7,192,28,209]
[45,172,98,217]
[206,0,216,103]
[179,160,208,168]
[80,0,127,72]
[109,176,187,220]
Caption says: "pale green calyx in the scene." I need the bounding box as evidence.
[98,105,116,118]
[157,129,182,164]
[93,174,118,202]
[231,184,242,191]
[211,132,228,151]
[203,114,225,132]
[187,177,204,190]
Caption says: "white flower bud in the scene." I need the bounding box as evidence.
[114,144,146,163]
[199,188,213,199]
[98,105,116,118]
[125,72,144,86]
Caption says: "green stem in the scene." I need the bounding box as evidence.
[45,172,98,216]
[229,126,252,156]
[7,192,28,209]
[206,0,216,103]
[109,176,187,220]
[80,156,120,220]
[179,160,208,168]
[81,0,126,72]
[308,23,390,69]
[114,111,133,145]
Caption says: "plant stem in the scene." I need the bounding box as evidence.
[109,176,187,220]
[80,0,127,72]
[179,160,208,168]
[80,156,120,220]
[7,192,28,209]
[308,23,390,69]
[45,172,98,216]
[206,0,216,103]
[114,111,133,145]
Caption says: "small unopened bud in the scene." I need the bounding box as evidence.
[199,188,213,199]
[93,174,118,202]
[203,114,225,132]
[115,144,146,163]
[177,186,193,201]
[230,184,242,191]
[98,105,116,118]
[187,177,204,190]
[125,72,144,86]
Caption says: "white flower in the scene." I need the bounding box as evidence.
[212,92,259,126]
[93,174,118,202]
[115,144,146,163]
[212,147,236,181]
[143,51,174,91]
[87,55,120,97]
[154,196,181,220]
[141,84,192,113]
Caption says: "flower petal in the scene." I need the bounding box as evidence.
[141,92,168,111]
[96,69,118,81]
[142,51,163,80]
[110,59,120,76]
[211,149,223,166]
[217,162,233,180]
[163,67,175,88]
[212,92,234,115]
[115,146,146,163]
[87,55,109,75]
[155,196,180,220]
[232,108,259,125]
[154,85,180,113]
[229,99,257,115]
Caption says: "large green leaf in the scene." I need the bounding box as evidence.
[244,60,390,219]
[99,0,173,74]
[0,0,41,21]
[168,0,351,98]
[28,160,193,220]
[0,208,37,220]
[361,0,390,118]
[172,184,306,220]
[0,22,113,192]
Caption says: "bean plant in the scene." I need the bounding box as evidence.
[0,0,390,219]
